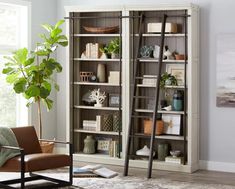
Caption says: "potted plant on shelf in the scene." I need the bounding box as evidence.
[99,38,120,59]
[160,72,178,109]
[1,20,68,152]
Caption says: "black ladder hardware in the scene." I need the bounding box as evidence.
[123,13,167,178]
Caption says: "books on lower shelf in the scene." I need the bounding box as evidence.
[96,137,120,157]
[73,164,118,178]
[165,156,184,164]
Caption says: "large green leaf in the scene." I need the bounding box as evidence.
[2,67,15,74]
[42,98,53,111]
[40,86,50,98]
[14,48,28,65]
[42,81,51,92]
[41,23,53,32]
[6,72,20,84]
[55,20,64,29]
[51,28,62,38]
[25,85,40,97]
[24,57,35,67]
[53,62,62,72]
[13,78,27,93]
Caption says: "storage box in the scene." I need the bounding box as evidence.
[147,23,177,33]
[144,119,164,135]
[142,75,157,86]
[165,156,183,164]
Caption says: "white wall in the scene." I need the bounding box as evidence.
[55,0,235,172]
[28,0,57,139]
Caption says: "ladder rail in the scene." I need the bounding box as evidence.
[147,14,167,178]
[124,13,144,176]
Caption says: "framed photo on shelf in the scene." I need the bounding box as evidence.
[162,114,182,135]
[166,64,185,86]
[108,94,120,107]
[96,137,112,154]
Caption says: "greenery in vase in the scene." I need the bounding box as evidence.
[160,72,178,89]
[1,20,68,138]
[99,38,120,58]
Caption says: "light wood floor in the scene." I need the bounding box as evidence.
[76,161,235,186]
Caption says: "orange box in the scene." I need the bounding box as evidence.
[144,119,164,135]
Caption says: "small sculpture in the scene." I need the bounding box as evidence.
[163,46,173,60]
[89,88,106,107]
[136,145,155,157]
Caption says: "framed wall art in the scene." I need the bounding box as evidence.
[166,64,185,86]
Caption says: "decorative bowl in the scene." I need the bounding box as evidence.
[83,25,119,34]
[170,150,181,157]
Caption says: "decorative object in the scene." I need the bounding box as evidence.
[163,46,173,60]
[136,145,155,157]
[162,105,172,111]
[85,43,101,59]
[97,137,112,154]
[160,72,178,88]
[80,71,94,82]
[83,120,97,131]
[89,88,106,107]
[83,25,119,34]
[170,150,181,157]
[162,114,181,135]
[99,38,120,59]
[82,90,96,106]
[144,119,164,135]
[142,75,157,86]
[108,94,120,107]
[89,75,98,82]
[172,90,183,111]
[160,99,168,109]
[175,54,185,60]
[216,34,235,107]
[166,64,185,86]
[83,135,96,154]
[81,51,86,58]
[113,113,121,132]
[158,143,169,161]
[97,64,106,82]
[153,45,160,58]
[101,114,113,131]
[140,45,154,58]
[1,20,68,144]
[147,22,177,33]
[108,71,120,84]
[100,52,108,59]
[165,156,183,164]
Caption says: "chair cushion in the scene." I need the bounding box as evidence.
[11,126,42,154]
[0,153,71,172]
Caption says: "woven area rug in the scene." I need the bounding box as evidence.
[1,172,235,189]
[55,174,235,189]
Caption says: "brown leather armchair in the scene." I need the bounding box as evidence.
[0,126,73,189]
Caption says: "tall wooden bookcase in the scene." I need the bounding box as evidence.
[65,4,199,173]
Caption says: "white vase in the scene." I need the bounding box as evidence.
[97,64,106,82]
[153,45,160,59]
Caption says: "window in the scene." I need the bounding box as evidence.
[0,0,30,127]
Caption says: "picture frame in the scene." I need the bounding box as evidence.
[166,64,185,86]
[162,114,182,135]
[108,94,120,107]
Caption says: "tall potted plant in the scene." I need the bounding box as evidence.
[1,20,68,150]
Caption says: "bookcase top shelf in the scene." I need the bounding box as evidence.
[74,58,120,62]
[74,129,121,136]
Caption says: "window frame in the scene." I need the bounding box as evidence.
[0,0,32,127]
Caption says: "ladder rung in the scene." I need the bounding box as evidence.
[133,96,154,99]
[131,115,152,119]
[135,76,157,79]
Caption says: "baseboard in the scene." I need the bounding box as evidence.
[199,160,235,173]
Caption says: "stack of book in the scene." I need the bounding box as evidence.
[165,156,183,164]
[109,140,119,157]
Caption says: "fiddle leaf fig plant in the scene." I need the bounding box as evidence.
[2,20,68,138]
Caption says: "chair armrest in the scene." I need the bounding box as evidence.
[0,145,23,151]
[38,139,71,145]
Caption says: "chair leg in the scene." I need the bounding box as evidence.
[20,150,25,189]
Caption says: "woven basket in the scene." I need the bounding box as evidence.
[40,141,54,153]
[144,119,164,135]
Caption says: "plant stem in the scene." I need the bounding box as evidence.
[37,98,42,139]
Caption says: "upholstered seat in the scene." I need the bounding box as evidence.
[0,126,73,189]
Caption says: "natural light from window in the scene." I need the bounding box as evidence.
[0,1,30,127]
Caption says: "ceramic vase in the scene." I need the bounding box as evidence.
[158,143,169,161]
[97,64,106,82]
[172,90,183,111]
[153,45,160,58]
[83,135,96,154]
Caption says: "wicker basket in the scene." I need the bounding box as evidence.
[144,119,164,135]
[40,141,54,153]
